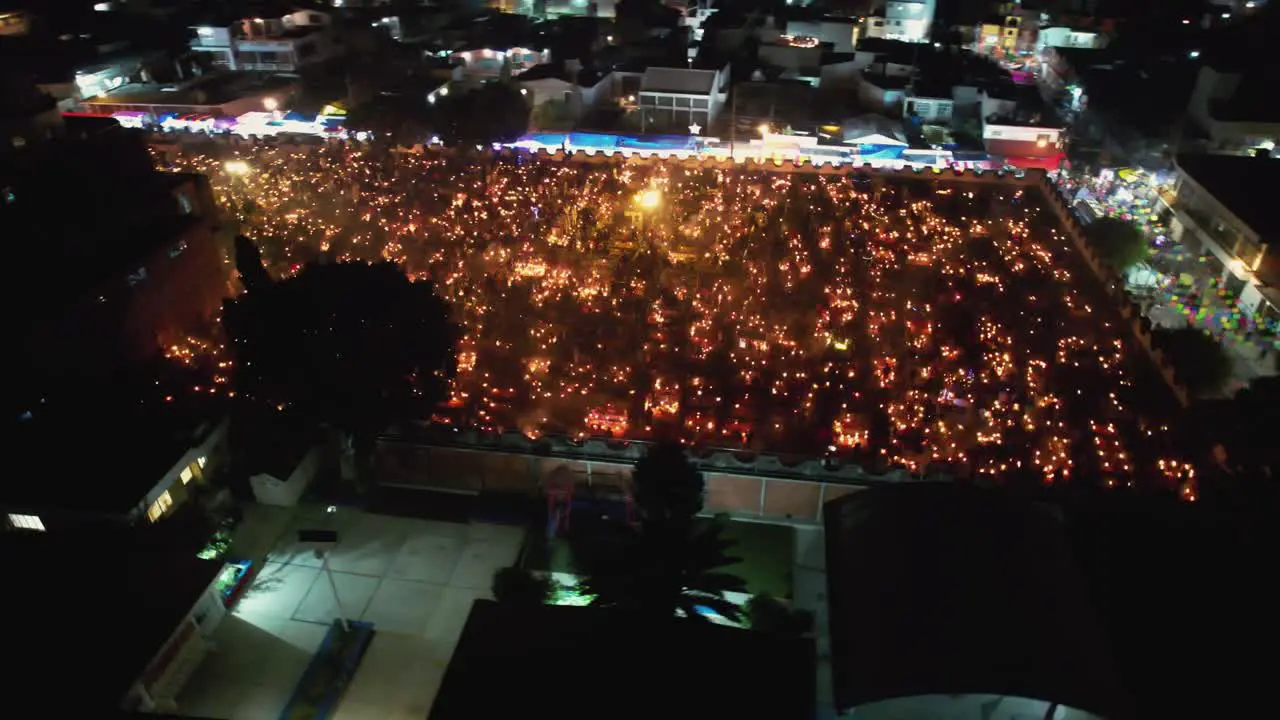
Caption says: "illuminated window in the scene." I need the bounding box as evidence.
[148,490,173,522]
[181,466,194,485]
[8,514,45,531]
[197,456,207,468]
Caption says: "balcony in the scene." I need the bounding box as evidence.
[1182,206,1243,254]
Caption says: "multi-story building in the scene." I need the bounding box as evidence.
[5,412,228,534]
[1037,25,1110,52]
[1185,63,1280,156]
[9,527,229,713]
[448,46,551,83]
[190,7,337,72]
[637,65,728,133]
[982,84,1068,169]
[5,121,230,377]
[1167,153,1279,329]
[881,0,936,43]
[2,105,234,534]
[976,13,1022,55]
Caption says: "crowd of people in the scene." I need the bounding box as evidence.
[156,143,1197,494]
[1055,166,1277,393]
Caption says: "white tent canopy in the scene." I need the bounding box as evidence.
[841,114,908,146]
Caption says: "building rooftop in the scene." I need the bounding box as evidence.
[239,412,318,481]
[85,72,296,108]
[860,70,911,90]
[189,0,304,28]
[6,383,215,516]
[517,62,604,87]
[1176,152,1280,240]
[1210,69,1280,123]
[1,127,189,291]
[824,484,1125,717]
[428,600,816,720]
[1066,496,1280,718]
[641,66,718,95]
[855,37,921,65]
[7,528,222,711]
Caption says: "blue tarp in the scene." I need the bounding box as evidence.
[853,144,906,161]
[517,132,700,152]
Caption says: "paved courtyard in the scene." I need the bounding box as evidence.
[178,506,523,720]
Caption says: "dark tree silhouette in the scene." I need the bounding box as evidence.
[614,0,681,43]
[234,234,272,293]
[1153,327,1231,398]
[572,442,747,621]
[631,440,706,525]
[1086,217,1148,272]
[491,566,554,606]
[345,94,432,146]
[745,593,813,636]
[1199,375,1280,483]
[223,255,457,482]
[431,82,530,148]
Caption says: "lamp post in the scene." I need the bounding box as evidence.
[629,187,663,286]
[298,528,349,631]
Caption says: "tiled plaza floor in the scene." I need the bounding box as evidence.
[178,507,523,719]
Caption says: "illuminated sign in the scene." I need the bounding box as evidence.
[778,34,820,48]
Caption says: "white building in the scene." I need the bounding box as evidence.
[785,15,861,53]
[1168,153,1279,326]
[190,9,336,72]
[903,90,955,123]
[449,47,551,82]
[882,0,935,43]
[638,66,728,132]
[1037,27,1108,52]
[519,64,613,126]
[1185,64,1280,156]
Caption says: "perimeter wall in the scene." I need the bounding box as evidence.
[375,435,868,526]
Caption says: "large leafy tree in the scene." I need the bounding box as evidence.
[223,248,456,481]
[492,566,554,606]
[572,442,747,622]
[1153,327,1232,398]
[1086,217,1149,273]
[345,93,432,146]
[431,81,530,148]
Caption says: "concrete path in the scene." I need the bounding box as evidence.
[792,525,837,720]
[177,506,523,719]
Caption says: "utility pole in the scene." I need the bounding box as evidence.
[299,527,349,631]
[729,87,737,159]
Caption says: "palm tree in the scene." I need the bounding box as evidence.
[571,442,747,621]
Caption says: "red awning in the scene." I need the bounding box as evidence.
[1002,153,1065,171]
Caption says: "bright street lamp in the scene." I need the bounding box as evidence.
[636,188,662,210]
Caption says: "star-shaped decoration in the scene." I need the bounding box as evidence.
[688,123,702,135]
